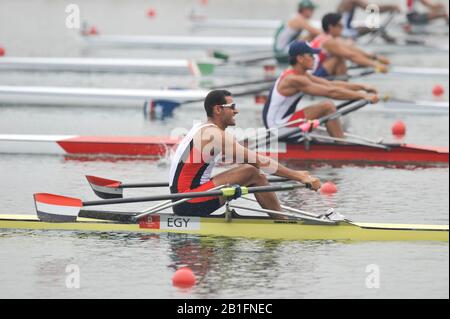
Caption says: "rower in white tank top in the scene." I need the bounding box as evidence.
[169,122,221,191]
[169,122,224,217]
[263,69,306,134]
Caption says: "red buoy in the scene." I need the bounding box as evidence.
[320,182,338,195]
[172,267,196,288]
[88,26,98,35]
[0,46,5,56]
[147,8,157,18]
[391,120,406,136]
[432,85,444,97]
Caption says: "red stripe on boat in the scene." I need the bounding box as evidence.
[57,136,180,156]
[274,144,449,163]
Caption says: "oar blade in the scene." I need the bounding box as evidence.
[34,193,82,222]
[86,175,123,199]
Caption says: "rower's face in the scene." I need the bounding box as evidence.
[298,53,315,70]
[330,21,344,37]
[300,8,314,19]
[219,96,238,127]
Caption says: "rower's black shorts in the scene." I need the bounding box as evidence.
[407,12,429,25]
[173,198,223,217]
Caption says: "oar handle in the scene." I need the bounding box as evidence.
[336,99,358,110]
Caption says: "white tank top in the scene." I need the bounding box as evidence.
[274,25,303,53]
[262,69,305,129]
[169,123,221,190]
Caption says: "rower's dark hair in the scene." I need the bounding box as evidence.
[289,56,298,66]
[204,89,232,117]
[322,13,342,33]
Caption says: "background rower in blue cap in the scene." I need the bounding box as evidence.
[263,40,379,139]
[273,0,322,63]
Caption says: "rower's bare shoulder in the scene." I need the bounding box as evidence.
[288,15,306,29]
[198,125,221,142]
[201,125,222,137]
[289,73,310,85]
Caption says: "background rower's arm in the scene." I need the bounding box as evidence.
[284,75,369,100]
[307,73,376,92]
[324,39,380,68]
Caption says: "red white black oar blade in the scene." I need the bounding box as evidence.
[86,175,123,199]
[34,193,82,222]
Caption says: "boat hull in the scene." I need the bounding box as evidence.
[0,57,214,76]
[0,135,447,164]
[0,135,449,164]
[0,214,448,242]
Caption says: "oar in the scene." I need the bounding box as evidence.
[212,49,274,63]
[381,94,424,105]
[86,175,291,199]
[327,69,376,81]
[33,183,311,223]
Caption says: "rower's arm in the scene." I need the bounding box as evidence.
[289,75,369,100]
[308,74,375,92]
[324,40,379,69]
[346,43,374,58]
[420,0,443,10]
[377,3,401,13]
[345,43,391,66]
[221,132,317,185]
[300,20,322,38]
[352,0,370,9]
[290,16,322,38]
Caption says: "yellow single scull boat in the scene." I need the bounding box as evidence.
[0,213,447,242]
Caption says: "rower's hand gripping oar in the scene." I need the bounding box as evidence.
[86,175,291,199]
[33,183,312,223]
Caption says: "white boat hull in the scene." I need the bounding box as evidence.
[0,57,213,76]
[0,86,208,107]
[83,35,274,50]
